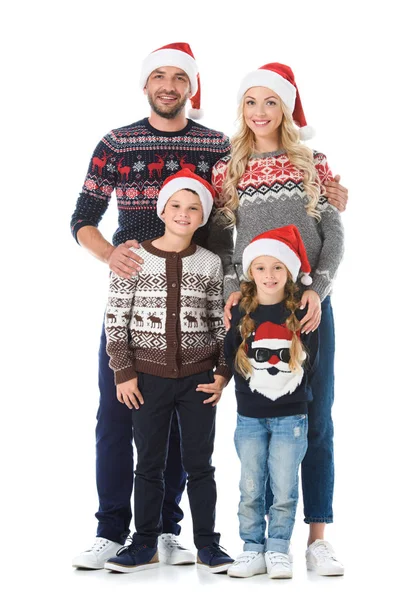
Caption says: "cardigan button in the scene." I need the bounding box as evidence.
[171,282,177,288]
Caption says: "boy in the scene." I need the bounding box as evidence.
[103,169,233,574]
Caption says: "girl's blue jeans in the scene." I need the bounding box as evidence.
[235,413,308,554]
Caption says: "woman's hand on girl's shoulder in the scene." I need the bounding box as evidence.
[224,292,242,330]
[299,290,321,334]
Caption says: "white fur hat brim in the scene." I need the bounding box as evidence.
[140,49,198,96]
[157,177,213,226]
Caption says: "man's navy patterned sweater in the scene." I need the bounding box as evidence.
[71,118,230,247]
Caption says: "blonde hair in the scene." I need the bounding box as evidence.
[234,269,306,379]
[220,97,322,225]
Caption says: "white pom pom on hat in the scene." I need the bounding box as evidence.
[242,224,313,285]
[237,62,315,140]
[140,42,203,120]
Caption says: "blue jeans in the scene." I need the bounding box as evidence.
[235,414,308,554]
[265,296,335,524]
[94,324,187,543]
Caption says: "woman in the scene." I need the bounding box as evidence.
[209,62,345,576]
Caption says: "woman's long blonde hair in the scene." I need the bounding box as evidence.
[234,269,306,379]
[220,98,322,225]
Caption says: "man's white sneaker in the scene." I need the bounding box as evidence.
[227,551,267,578]
[306,540,344,576]
[158,533,195,565]
[72,537,123,569]
[265,551,293,579]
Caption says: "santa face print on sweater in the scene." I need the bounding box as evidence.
[248,321,306,401]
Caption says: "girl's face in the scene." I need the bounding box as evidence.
[243,86,283,147]
[250,255,288,304]
[162,190,203,237]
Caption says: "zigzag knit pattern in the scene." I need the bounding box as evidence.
[209,149,344,301]
[105,241,229,384]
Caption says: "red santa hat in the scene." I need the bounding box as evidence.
[237,62,315,140]
[252,321,293,349]
[242,224,313,286]
[140,42,203,119]
[157,168,215,226]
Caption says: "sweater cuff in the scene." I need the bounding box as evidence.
[215,365,232,381]
[310,276,331,303]
[114,366,137,385]
[223,274,241,302]
[71,220,96,243]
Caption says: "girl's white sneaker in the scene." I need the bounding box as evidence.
[227,551,267,578]
[265,551,293,579]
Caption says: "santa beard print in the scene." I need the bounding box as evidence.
[247,322,306,401]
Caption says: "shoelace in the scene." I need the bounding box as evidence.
[268,552,290,565]
[206,543,229,557]
[161,534,186,550]
[116,536,144,556]
[311,542,336,562]
[234,552,260,565]
[90,538,111,554]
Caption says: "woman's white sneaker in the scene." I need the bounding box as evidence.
[72,537,123,569]
[265,551,293,579]
[227,551,267,578]
[158,533,195,565]
[306,540,344,576]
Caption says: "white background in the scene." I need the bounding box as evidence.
[1,1,399,598]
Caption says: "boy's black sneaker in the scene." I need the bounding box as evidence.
[197,543,234,573]
[104,541,159,573]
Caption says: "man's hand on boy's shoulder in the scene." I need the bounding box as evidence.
[116,377,144,410]
[196,374,227,407]
[108,239,143,278]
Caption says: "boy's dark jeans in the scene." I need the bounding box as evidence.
[95,325,186,543]
[131,370,220,549]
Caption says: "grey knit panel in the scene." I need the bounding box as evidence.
[209,152,344,302]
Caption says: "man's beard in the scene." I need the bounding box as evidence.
[147,91,188,120]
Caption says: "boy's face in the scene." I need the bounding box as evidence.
[162,190,203,237]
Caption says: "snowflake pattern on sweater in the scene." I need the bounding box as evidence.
[209,150,344,301]
[71,118,230,247]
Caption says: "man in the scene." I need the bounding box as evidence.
[71,42,348,570]
[71,42,231,569]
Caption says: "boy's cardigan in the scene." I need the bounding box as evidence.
[105,239,230,384]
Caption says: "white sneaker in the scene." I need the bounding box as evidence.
[72,537,123,569]
[227,551,267,578]
[306,540,344,576]
[265,551,293,579]
[158,533,195,565]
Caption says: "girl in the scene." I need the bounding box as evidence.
[225,225,318,579]
[210,63,345,575]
